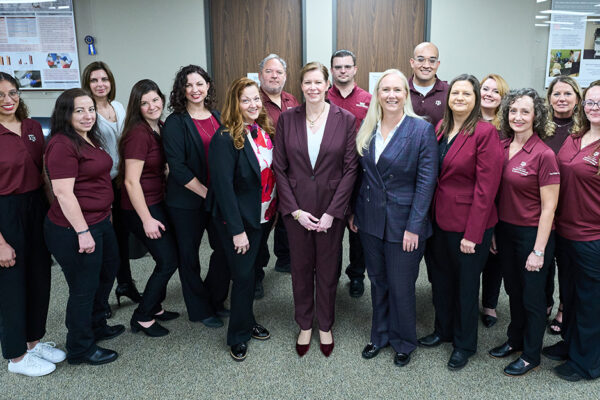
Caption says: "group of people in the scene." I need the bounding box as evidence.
[0,42,598,383]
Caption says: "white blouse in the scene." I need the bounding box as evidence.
[306,121,326,169]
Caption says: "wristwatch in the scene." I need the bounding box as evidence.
[532,249,544,257]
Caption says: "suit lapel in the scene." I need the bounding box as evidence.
[313,105,338,171]
[439,131,469,177]
[243,135,261,180]
[184,112,206,154]
[376,117,411,175]
[366,129,385,187]
[295,105,313,171]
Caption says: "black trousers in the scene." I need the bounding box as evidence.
[481,251,503,310]
[345,229,366,280]
[111,180,133,285]
[564,238,600,379]
[360,231,423,354]
[0,190,51,359]
[273,212,290,269]
[496,222,554,365]
[44,216,119,360]
[430,224,494,355]
[122,203,179,322]
[167,207,229,321]
[215,220,271,346]
[545,234,571,313]
[555,235,575,341]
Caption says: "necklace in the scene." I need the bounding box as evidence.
[195,115,216,138]
[306,104,326,127]
[554,120,573,128]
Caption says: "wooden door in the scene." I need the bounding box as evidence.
[209,0,303,107]
[336,0,426,91]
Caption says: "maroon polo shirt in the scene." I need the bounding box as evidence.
[0,119,44,195]
[543,116,574,155]
[497,134,560,227]
[46,134,113,227]
[556,135,600,241]
[121,122,166,210]
[260,87,300,127]
[408,76,449,127]
[327,83,371,129]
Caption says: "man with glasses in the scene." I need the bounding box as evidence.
[409,42,449,127]
[328,49,371,298]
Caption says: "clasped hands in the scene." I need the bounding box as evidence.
[294,210,332,233]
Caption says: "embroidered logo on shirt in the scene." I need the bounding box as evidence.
[512,161,528,176]
[435,100,442,106]
[356,102,368,109]
[583,152,599,166]
[28,134,36,142]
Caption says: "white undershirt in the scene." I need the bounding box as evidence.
[306,121,326,169]
[413,83,434,96]
[375,115,405,164]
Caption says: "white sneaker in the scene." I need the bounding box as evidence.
[8,353,56,377]
[27,342,66,363]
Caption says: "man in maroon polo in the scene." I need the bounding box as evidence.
[255,54,299,298]
[328,49,371,298]
[408,42,449,127]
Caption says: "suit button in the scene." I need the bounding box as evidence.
[366,185,370,189]
[310,176,315,180]
[389,174,394,178]
[363,168,366,172]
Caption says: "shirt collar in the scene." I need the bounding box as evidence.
[375,115,406,140]
[504,133,540,153]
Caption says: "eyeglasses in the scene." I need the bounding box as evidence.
[413,56,438,66]
[332,65,355,70]
[582,100,600,110]
[0,90,20,100]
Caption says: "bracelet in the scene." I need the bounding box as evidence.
[293,210,302,220]
[532,249,544,257]
[77,228,90,235]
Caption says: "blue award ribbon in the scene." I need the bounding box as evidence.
[84,35,96,55]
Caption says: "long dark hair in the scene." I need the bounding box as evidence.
[50,88,104,152]
[168,65,216,113]
[438,74,481,137]
[117,79,165,184]
[0,72,28,121]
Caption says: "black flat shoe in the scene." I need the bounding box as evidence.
[554,362,583,382]
[130,319,169,337]
[251,324,270,340]
[215,307,230,318]
[274,262,291,273]
[349,278,364,298]
[504,357,539,377]
[447,350,469,371]
[418,332,446,348]
[542,341,568,361]
[115,281,142,306]
[200,316,224,328]
[94,324,125,342]
[481,313,497,328]
[489,342,521,359]
[154,310,180,321]
[394,352,411,367]
[68,347,118,365]
[362,343,385,359]
[230,342,248,362]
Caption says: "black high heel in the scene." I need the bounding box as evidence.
[116,281,143,306]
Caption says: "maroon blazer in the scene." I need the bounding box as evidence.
[433,120,503,244]
[273,103,358,220]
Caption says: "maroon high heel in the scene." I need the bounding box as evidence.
[320,331,334,357]
[296,342,310,357]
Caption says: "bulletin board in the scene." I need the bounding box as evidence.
[0,0,80,90]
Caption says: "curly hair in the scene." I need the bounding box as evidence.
[499,88,553,139]
[545,76,583,137]
[168,65,216,113]
[438,74,481,137]
[81,61,117,102]
[221,77,274,150]
[0,72,28,121]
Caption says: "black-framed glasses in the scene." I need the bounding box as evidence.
[0,90,20,100]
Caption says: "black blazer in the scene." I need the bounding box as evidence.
[206,127,263,237]
[162,110,221,209]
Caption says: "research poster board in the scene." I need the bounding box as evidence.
[0,0,80,90]
[545,0,600,88]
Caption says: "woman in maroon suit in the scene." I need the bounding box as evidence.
[273,62,358,357]
[418,74,503,370]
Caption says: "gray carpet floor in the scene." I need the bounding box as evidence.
[1,232,598,400]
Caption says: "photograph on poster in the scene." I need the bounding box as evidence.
[548,49,581,77]
[583,18,600,60]
[14,70,42,88]
[46,53,73,68]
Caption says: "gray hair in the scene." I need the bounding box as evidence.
[259,54,287,72]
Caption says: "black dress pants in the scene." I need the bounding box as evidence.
[111,180,133,285]
[44,216,119,360]
[0,190,51,359]
[215,220,270,346]
[273,212,290,269]
[122,203,179,322]
[167,207,229,321]
[345,229,366,281]
[565,238,600,380]
[496,222,554,365]
[481,251,502,310]
[430,224,493,355]
[360,231,423,354]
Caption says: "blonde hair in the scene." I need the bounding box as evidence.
[546,75,583,137]
[356,69,422,156]
[480,73,509,128]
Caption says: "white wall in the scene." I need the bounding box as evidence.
[430,0,550,93]
[21,0,551,116]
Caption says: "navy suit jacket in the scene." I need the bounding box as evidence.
[354,116,438,242]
